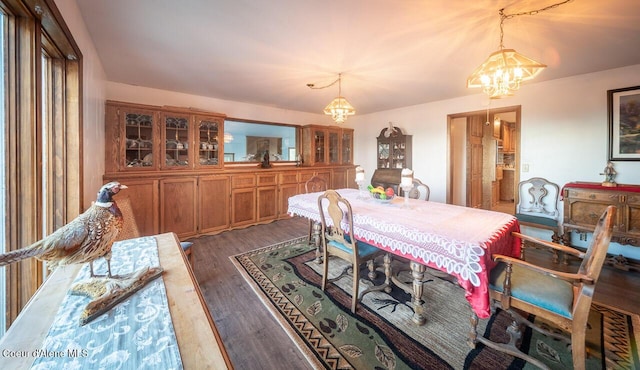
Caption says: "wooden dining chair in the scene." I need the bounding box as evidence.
[471,205,615,370]
[317,190,388,313]
[515,177,563,262]
[305,175,328,244]
[401,178,430,201]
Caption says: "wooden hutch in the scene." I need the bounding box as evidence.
[104,101,356,240]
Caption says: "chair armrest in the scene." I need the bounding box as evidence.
[513,232,585,259]
[493,254,595,285]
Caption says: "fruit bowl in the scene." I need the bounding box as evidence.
[370,192,395,203]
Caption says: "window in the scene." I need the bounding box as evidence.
[0,0,82,334]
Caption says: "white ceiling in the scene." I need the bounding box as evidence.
[76,0,640,115]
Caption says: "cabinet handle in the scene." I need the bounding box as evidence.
[589,213,598,219]
[589,194,596,199]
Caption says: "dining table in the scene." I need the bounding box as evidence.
[287,188,521,324]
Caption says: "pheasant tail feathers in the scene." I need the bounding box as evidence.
[0,245,42,266]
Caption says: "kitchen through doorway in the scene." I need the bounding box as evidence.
[447,105,520,214]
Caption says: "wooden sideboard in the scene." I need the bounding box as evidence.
[0,233,233,369]
[563,182,640,269]
[105,166,357,239]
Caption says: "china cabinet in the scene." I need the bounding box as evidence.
[376,125,412,169]
[301,125,354,166]
[106,101,225,172]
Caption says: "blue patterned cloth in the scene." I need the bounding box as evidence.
[30,237,183,369]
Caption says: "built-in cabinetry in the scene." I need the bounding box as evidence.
[106,101,225,173]
[105,101,356,240]
[301,125,354,166]
[376,126,412,169]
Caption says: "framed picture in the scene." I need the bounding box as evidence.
[608,85,640,160]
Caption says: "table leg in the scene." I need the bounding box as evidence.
[409,261,426,325]
[312,221,323,264]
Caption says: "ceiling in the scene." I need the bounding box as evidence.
[76,0,640,116]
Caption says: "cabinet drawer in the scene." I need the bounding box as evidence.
[257,173,277,186]
[565,200,618,230]
[626,194,640,206]
[232,174,256,188]
[564,189,619,203]
[280,172,299,184]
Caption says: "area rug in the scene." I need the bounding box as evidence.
[231,237,640,369]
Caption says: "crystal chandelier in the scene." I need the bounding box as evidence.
[308,73,355,124]
[467,1,571,99]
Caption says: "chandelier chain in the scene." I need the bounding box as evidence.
[498,0,573,49]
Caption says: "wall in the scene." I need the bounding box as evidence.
[106,82,329,127]
[54,0,107,209]
[352,64,640,202]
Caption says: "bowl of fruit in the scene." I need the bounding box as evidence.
[367,185,396,203]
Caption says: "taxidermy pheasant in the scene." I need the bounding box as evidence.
[0,181,128,278]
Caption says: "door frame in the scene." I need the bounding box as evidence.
[446,105,521,210]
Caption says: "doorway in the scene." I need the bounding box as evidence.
[447,105,521,213]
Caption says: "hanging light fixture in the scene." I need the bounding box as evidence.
[467,1,571,99]
[223,132,234,143]
[307,73,355,124]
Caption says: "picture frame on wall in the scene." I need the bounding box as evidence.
[608,85,640,161]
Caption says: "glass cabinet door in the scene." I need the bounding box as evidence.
[378,142,390,168]
[341,129,353,164]
[328,129,340,164]
[196,115,222,168]
[163,113,191,168]
[124,110,155,169]
[314,129,326,164]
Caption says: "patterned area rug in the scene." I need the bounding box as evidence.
[231,237,640,369]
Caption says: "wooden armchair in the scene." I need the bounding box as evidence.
[305,175,328,244]
[470,205,615,370]
[317,190,389,313]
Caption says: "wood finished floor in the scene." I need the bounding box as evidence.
[190,216,640,369]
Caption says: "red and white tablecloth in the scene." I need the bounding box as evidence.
[288,188,521,318]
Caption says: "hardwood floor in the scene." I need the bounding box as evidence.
[191,217,313,370]
[190,216,640,369]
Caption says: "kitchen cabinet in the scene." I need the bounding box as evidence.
[501,121,516,153]
[377,125,412,169]
[500,169,515,201]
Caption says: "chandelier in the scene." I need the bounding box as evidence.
[467,1,571,99]
[307,73,355,124]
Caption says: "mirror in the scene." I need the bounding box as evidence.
[224,119,298,163]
